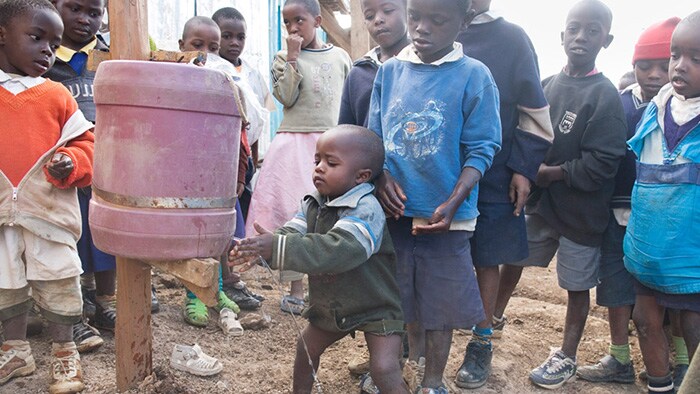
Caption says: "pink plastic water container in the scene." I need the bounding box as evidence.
[89,60,241,260]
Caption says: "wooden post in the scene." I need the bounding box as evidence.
[108,1,152,392]
[349,0,372,60]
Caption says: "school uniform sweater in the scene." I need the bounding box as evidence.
[457,16,553,202]
[270,183,403,333]
[338,48,381,127]
[271,46,351,132]
[528,72,627,246]
[612,85,648,209]
[0,78,94,245]
[368,46,501,221]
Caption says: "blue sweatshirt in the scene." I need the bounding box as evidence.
[368,49,501,220]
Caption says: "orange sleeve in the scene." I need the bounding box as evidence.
[45,129,95,189]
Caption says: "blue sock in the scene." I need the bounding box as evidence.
[472,326,493,347]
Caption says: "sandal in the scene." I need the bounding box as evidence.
[183,297,209,327]
[216,291,240,314]
[280,295,305,316]
[218,308,244,337]
[170,343,222,376]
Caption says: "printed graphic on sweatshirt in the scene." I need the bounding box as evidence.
[385,99,446,160]
[312,62,334,109]
[61,75,96,122]
[559,111,577,134]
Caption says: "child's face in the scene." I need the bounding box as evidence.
[179,24,221,55]
[669,22,700,99]
[561,5,613,73]
[55,0,105,50]
[0,8,63,77]
[217,18,246,65]
[634,59,669,101]
[407,0,472,64]
[313,134,369,199]
[361,0,407,50]
[282,3,321,49]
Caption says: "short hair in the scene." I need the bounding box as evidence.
[457,0,473,15]
[678,10,700,31]
[284,0,321,17]
[182,15,219,40]
[212,7,245,24]
[330,125,385,181]
[0,0,56,28]
[568,0,613,31]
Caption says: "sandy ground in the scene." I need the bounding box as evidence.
[2,263,648,393]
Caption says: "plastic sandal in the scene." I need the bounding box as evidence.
[183,297,209,327]
[216,291,240,314]
[280,295,305,316]
[170,343,222,376]
[218,308,244,337]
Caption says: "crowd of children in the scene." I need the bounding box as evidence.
[1,0,699,393]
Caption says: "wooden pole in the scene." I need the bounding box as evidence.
[349,0,372,60]
[108,1,152,392]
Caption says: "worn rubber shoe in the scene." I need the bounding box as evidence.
[170,343,222,376]
[491,315,507,339]
[225,286,261,311]
[348,348,370,376]
[674,363,689,389]
[49,343,84,394]
[151,286,160,314]
[216,291,240,314]
[402,357,425,393]
[455,340,493,389]
[529,349,577,389]
[92,297,116,331]
[577,354,635,383]
[359,373,379,394]
[72,321,103,353]
[415,386,448,394]
[0,341,35,385]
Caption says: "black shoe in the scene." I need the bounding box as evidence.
[151,286,160,313]
[674,363,689,389]
[455,339,492,389]
[93,299,116,331]
[73,320,103,353]
[82,288,97,320]
[226,286,261,310]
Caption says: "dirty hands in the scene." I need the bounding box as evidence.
[509,173,531,217]
[46,153,74,180]
[228,222,273,272]
[376,170,406,220]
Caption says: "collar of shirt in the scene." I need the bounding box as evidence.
[56,38,98,62]
[471,10,501,25]
[562,65,600,77]
[363,46,382,66]
[670,89,700,125]
[396,42,464,66]
[622,83,644,102]
[0,69,45,93]
[306,183,375,209]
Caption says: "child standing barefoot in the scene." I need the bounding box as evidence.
[246,0,351,315]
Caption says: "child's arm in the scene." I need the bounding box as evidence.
[270,37,303,107]
[44,130,94,189]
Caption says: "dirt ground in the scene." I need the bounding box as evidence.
[3,263,647,393]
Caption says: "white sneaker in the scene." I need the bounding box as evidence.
[170,344,222,376]
[49,343,84,394]
[0,341,35,385]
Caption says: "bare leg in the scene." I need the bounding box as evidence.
[365,333,408,394]
[292,323,346,393]
[474,266,499,329]
[609,305,633,346]
[2,313,28,341]
[681,311,700,362]
[421,329,453,389]
[47,322,73,343]
[494,265,524,319]
[94,270,116,297]
[561,290,589,358]
[290,280,304,300]
[634,294,669,377]
[406,322,425,361]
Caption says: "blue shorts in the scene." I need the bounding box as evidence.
[596,212,635,307]
[470,202,528,267]
[633,279,700,313]
[78,189,116,273]
[387,217,484,330]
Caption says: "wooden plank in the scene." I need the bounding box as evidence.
[109,0,149,60]
[149,50,206,64]
[349,0,371,60]
[320,5,351,52]
[146,258,218,306]
[115,258,152,392]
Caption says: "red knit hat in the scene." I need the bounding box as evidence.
[633,17,681,64]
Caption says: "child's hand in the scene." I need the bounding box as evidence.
[411,199,459,235]
[286,34,303,62]
[46,153,74,180]
[509,173,531,217]
[535,164,565,188]
[228,222,274,271]
[376,170,406,220]
[237,183,245,198]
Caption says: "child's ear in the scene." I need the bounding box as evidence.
[603,33,614,49]
[314,14,322,29]
[356,169,372,184]
[178,39,185,51]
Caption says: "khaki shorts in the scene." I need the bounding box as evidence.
[0,276,82,324]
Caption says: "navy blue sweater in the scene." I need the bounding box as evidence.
[613,88,647,209]
[457,17,551,203]
[339,56,380,127]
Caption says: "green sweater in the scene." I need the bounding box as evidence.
[270,183,403,333]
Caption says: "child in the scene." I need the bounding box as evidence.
[494,0,627,389]
[230,125,408,394]
[0,0,95,392]
[369,0,502,392]
[176,16,242,327]
[578,17,681,386]
[453,0,554,388]
[338,0,410,128]
[212,6,273,311]
[245,0,351,315]
[44,0,111,354]
[624,11,700,394]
